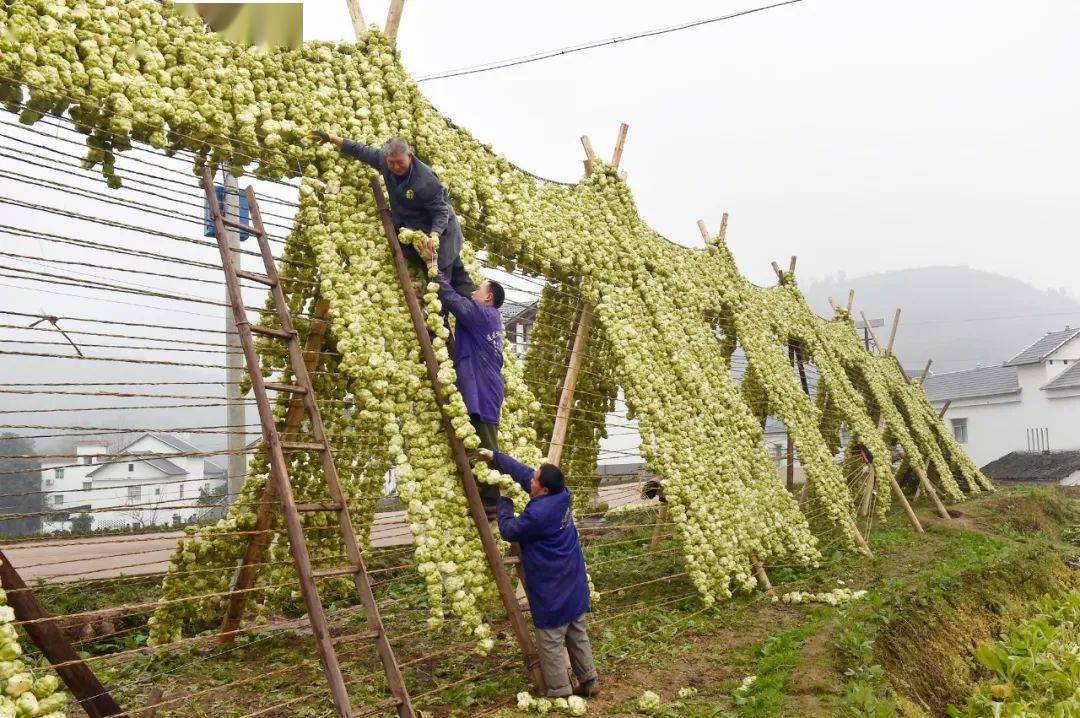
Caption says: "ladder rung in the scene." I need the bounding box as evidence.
[281,441,327,452]
[294,502,343,512]
[312,565,361,579]
[350,697,403,717]
[236,269,275,286]
[222,217,259,234]
[264,382,307,395]
[251,325,294,340]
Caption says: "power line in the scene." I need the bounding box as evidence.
[416,0,806,82]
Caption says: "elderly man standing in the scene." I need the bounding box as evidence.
[479,448,601,700]
[311,131,474,296]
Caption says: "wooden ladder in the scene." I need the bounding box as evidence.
[203,168,415,718]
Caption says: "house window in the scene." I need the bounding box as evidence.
[128,463,135,472]
[951,418,968,444]
[54,468,64,479]
[179,484,184,499]
[82,456,93,465]
[127,485,142,501]
[82,481,92,491]
[53,494,63,506]
[154,487,162,496]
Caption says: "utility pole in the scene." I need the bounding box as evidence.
[224,173,246,504]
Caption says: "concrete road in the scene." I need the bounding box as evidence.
[4,482,646,583]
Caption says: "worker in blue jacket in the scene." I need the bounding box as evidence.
[435,272,507,515]
[479,448,600,699]
[311,131,474,296]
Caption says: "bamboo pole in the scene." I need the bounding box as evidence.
[749,554,775,597]
[887,468,923,533]
[696,219,710,243]
[885,308,901,356]
[548,304,593,466]
[788,255,798,275]
[771,261,784,282]
[858,464,875,518]
[580,135,597,163]
[938,399,951,418]
[384,0,405,40]
[718,212,729,242]
[846,289,855,314]
[344,0,366,38]
[611,123,629,168]
[920,359,933,382]
[860,311,883,354]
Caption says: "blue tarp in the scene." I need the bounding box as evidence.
[203,184,250,241]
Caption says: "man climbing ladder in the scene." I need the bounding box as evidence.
[311,131,475,296]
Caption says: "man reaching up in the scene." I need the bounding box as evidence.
[311,131,474,296]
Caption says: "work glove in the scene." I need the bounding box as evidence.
[471,448,494,463]
[308,130,330,143]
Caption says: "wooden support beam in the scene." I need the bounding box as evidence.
[938,399,951,419]
[827,297,843,315]
[857,464,875,518]
[920,359,933,382]
[0,550,126,716]
[219,298,332,642]
[912,463,951,520]
[384,0,405,40]
[718,212,729,242]
[885,308,901,356]
[771,261,784,283]
[611,123,629,168]
[548,303,594,466]
[788,255,797,275]
[583,159,593,177]
[887,469,924,533]
[580,135,597,163]
[846,289,855,314]
[371,177,545,693]
[785,429,795,491]
[344,0,366,38]
[859,311,883,355]
[749,554,776,597]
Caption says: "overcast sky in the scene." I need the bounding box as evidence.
[0,0,1077,451]
[304,0,1079,292]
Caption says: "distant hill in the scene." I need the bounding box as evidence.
[802,266,1080,373]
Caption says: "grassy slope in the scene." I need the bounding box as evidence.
[27,486,1077,717]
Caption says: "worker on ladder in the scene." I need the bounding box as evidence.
[310,131,475,296]
[477,448,601,700]
[429,268,507,517]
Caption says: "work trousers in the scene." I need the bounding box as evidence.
[471,415,500,504]
[536,614,597,698]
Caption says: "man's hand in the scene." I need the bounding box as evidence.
[471,448,494,463]
[309,130,344,147]
[418,232,439,263]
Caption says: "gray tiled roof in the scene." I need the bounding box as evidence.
[203,459,226,477]
[499,299,535,324]
[88,454,187,477]
[1043,361,1080,391]
[1004,328,1080,367]
[981,451,1080,481]
[921,365,1019,402]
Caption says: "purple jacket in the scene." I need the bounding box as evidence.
[436,274,504,424]
[493,451,590,630]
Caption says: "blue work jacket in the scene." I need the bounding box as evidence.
[493,451,590,630]
[436,274,504,424]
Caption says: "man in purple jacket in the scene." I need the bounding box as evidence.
[481,448,600,699]
[435,272,507,513]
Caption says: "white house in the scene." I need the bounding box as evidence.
[922,327,1080,467]
[40,433,227,533]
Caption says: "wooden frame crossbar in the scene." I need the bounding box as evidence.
[369,177,546,694]
[205,168,415,718]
